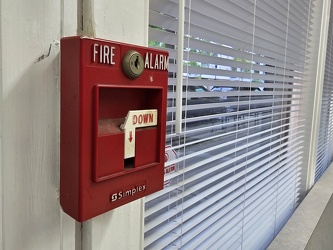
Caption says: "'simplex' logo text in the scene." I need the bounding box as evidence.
[110,183,146,202]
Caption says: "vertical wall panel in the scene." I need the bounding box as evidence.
[0,0,77,249]
[315,1,333,182]
[80,1,148,250]
[301,0,330,196]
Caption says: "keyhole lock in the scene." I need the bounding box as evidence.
[122,50,144,79]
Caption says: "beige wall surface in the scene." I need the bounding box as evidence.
[0,0,148,249]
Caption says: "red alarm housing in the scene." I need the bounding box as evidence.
[60,36,168,222]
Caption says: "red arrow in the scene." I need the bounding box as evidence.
[129,131,133,142]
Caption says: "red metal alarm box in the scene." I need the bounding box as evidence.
[60,36,168,222]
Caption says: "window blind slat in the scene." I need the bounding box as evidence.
[185,52,305,78]
[182,158,300,248]
[163,125,304,173]
[146,138,302,223]
[182,172,277,249]
[171,78,304,89]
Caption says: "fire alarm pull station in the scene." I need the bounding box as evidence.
[60,36,168,222]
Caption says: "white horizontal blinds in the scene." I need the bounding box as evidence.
[146,0,311,249]
[315,4,333,182]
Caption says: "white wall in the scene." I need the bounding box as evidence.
[0,0,147,249]
[0,0,77,249]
